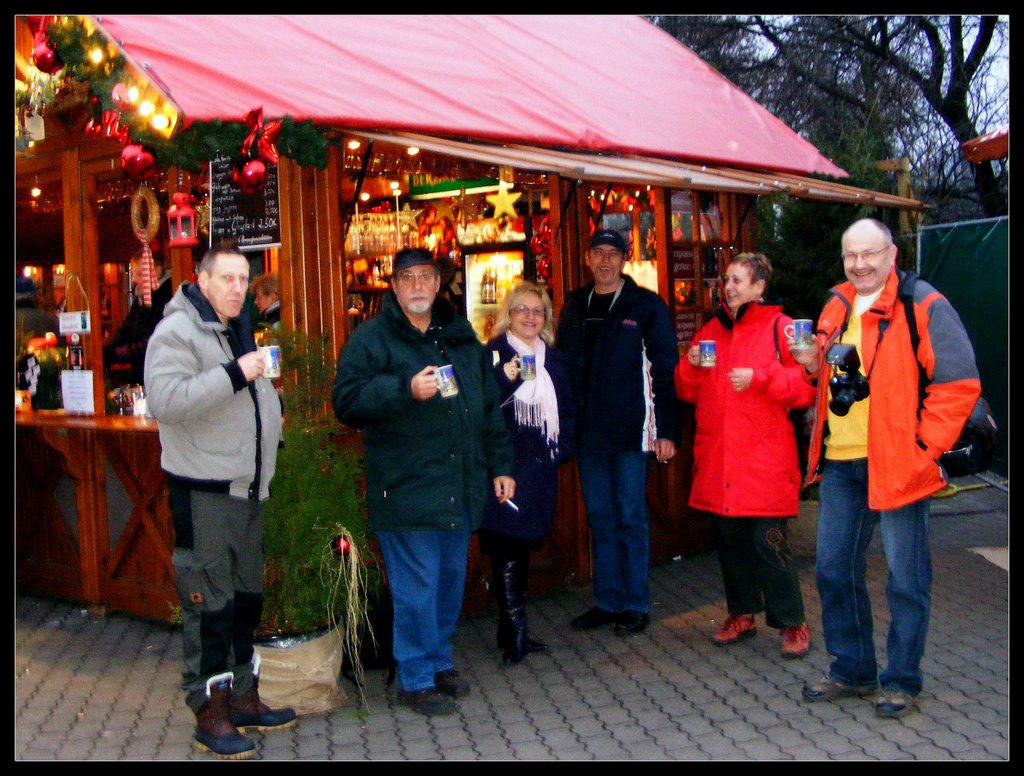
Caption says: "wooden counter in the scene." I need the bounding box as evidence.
[16,410,713,623]
[16,411,177,622]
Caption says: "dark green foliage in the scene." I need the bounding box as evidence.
[259,329,380,637]
[756,138,910,320]
[262,423,369,636]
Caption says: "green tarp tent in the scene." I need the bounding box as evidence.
[918,217,1007,478]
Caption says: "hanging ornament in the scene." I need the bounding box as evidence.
[31,30,63,75]
[121,143,157,181]
[330,535,351,558]
[486,184,523,220]
[110,82,139,111]
[131,185,159,308]
[130,184,161,246]
[167,192,200,248]
[232,157,267,194]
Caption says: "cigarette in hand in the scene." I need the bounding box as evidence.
[505,499,519,512]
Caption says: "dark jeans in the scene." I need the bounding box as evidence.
[816,458,931,695]
[714,515,805,628]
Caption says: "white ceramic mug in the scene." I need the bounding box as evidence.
[519,354,537,381]
[699,340,717,367]
[436,364,459,398]
[260,344,282,379]
[785,319,815,350]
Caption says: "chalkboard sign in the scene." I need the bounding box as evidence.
[209,154,281,252]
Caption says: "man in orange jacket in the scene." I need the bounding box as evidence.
[789,218,980,719]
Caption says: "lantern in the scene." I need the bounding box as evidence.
[166,192,199,248]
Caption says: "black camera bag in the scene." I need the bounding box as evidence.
[899,271,997,477]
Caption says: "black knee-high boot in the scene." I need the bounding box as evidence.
[490,549,513,651]
[517,553,548,656]
[501,555,528,664]
[502,551,548,664]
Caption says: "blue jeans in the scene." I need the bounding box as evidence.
[816,458,932,695]
[376,523,471,693]
[577,447,651,614]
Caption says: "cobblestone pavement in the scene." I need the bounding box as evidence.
[15,475,1008,761]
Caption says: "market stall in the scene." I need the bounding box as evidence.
[15,14,924,619]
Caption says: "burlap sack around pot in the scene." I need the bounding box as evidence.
[254,627,347,716]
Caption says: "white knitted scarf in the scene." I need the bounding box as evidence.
[505,332,560,452]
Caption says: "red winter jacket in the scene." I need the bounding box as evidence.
[804,268,981,510]
[675,302,815,517]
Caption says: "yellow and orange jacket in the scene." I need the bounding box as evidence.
[805,268,981,511]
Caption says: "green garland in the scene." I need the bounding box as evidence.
[44,16,332,171]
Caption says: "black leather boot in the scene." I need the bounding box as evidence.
[490,550,513,651]
[501,556,528,664]
[516,555,547,656]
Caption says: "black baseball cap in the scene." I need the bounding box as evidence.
[589,229,628,254]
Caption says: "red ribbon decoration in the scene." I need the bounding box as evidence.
[85,110,131,143]
[240,107,283,165]
[133,231,157,308]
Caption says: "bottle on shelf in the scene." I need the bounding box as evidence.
[67,333,84,370]
[481,266,497,305]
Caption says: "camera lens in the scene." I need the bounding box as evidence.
[828,372,870,416]
[829,374,855,416]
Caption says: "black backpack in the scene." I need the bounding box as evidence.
[899,271,997,477]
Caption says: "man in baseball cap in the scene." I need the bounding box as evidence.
[556,226,680,637]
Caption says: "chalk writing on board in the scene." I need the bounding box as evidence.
[209,154,282,251]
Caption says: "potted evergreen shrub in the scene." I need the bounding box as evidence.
[254,328,383,714]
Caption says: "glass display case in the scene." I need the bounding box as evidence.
[462,244,525,342]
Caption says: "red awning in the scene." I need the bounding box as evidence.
[962,125,1008,164]
[92,15,847,179]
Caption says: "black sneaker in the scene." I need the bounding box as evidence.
[570,607,621,630]
[615,610,650,635]
[399,688,457,716]
[434,669,471,699]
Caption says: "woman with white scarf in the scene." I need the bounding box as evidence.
[482,282,575,664]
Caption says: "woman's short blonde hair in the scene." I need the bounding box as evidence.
[492,281,555,345]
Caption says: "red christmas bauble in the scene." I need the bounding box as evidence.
[330,535,351,557]
[121,144,156,181]
[232,157,267,194]
[111,82,138,110]
[32,37,64,74]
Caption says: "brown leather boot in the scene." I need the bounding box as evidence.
[194,673,256,760]
[230,657,297,732]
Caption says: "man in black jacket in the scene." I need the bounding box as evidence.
[333,248,515,717]
[556,229,680,636]
[103,252,172,387]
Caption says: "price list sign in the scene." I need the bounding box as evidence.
[209,154,282,251]
[671,248,698,344]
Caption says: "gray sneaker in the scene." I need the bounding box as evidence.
[802,675,878,703]
[875,686,917,718]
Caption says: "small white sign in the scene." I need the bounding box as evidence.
[60,370,95,414]
[59,311,92,335]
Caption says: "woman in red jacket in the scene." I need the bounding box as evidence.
[675,252,815,658]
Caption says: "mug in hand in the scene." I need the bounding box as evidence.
[436,364,459,398]
[519,354,537,381]
[699,340,717,368]
[786,319,815,351]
